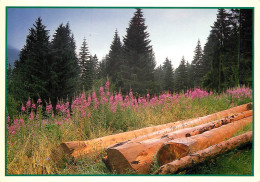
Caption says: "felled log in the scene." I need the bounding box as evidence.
[155,131,252,174]
[53,103,250,160]
[157,115,252,166]
[105,110,252,174]
[53,117,195,160]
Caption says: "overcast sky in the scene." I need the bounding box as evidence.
[7,8,218,68]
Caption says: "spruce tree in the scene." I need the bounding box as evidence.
[186,61,193,89]
[240,9,252,86]
[78,38,91,90]
[107,29,123,85]
[12,17,51,102]
[122,9,156,95]
[154,65,164,94]
[97,55,109,79]
[92,54,99,79]
[162,58,174,92]
[191,40,204,88]
[50,23,79,105]
[203,9,232,92]
[175,56,188,92]
[201,9,252,91]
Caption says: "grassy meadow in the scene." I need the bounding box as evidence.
[6,82,253,175]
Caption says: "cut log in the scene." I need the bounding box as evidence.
[52,103,250,161]
[106,111,252,174]
[157,115,252,166]
[155,131,252,174]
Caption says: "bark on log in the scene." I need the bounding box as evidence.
[52,103,250,161]
[157,115,252,166]
[106,111,252,174]
[155,131,252,174]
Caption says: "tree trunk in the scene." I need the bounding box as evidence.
[155,131,252,174]
[106,110,252,174]
[157,115,252,166]
[52,103,250,161]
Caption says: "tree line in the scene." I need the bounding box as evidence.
[7,8,252,117]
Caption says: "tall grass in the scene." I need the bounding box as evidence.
[6,83,252,174]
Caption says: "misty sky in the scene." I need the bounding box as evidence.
[7,8,218,68]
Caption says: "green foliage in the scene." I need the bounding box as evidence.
[191,40,204,88]
[50,23,80,105]
[78,37,91,90]
[162,58,174,92]
[106,29,123,88]
[185,145,252,175]
[121,9,156,95]
[202,9,252,92]
[174,56,189,92]
[6,94,21,119]
[12,17,51,102]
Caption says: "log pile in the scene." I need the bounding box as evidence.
[105,111,252,174]
[53,103,253,174]
[154,131,252,174]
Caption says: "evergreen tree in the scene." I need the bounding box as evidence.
[97,55,109,79]
[154,65,164,94]
[92,54,99,79]
[122,9,156,95]
[191,40,204,88]
[50,22,79,105]
[239,9,252,86]
[107,29,123,85]
[186,61,193,89]
[203,9,232,92]
[78,38,91,90]
[162,58,174,92]
[202,9,253,91]
[175,56,188,92]
[12,17,51,102]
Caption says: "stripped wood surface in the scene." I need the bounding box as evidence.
[157,115,252,166]
[155,131,252,174]
[52,103,250,160]
[106,110,252,174]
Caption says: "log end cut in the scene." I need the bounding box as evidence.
[156,140,190,166]
[106,148,133,174]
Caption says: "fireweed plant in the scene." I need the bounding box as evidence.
[6,82,252,174]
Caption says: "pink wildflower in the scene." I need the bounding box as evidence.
[46,104,53,114]
[106,81,110,90]
[26,99,31,109]
[21,104,26,113]
[7,116,10,124]
[56,121,62,126]
[88,95,91,104]
[19,119,24,125]
[129,91,133,98]
[81,110,86,117]
[81,92,85,100]
[32,104,36,110]
[37,98,42,104]
[99,86,105,96]
[29,112,34,120]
